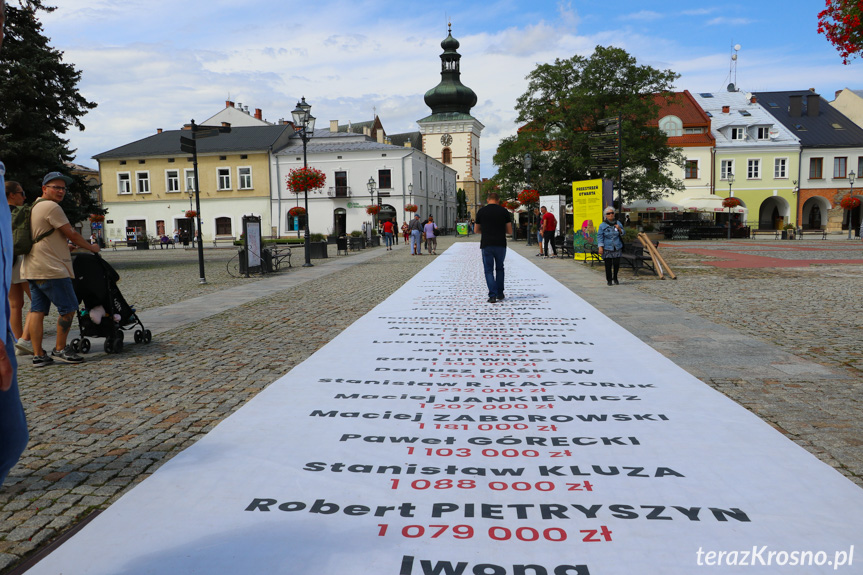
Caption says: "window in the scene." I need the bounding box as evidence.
[685,160,698,179]
[834,157,847,178]
[136,171,150,194]
[809,158,823,179]
[684,127,704,134]
[238,167,252,189]
[757,127,770,140]
[858,157,863,178]
[166,170,180,193]
[442,148,452,164]
[215,217,232,236]
[730,127,744,141]
[118,172,131,194]
[774,158,787,179]
[659,115,683,137]
[185,169,195,192]
[378,169,392,189]
[747,159,761,179]
[720,159,734,180]
[335,171,348,197]
[217,167,231,190]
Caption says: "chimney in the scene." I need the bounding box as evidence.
[722,105,730,114]
[226,100,234,108]
[750,95,757,104]
[254,108,262,120]
[376,130,384,144]
[806,94,820,117]
[237,102,242,111]
[222,122,231,128]
[789,95,803,117]
[404,141,412,148]
[157,128,162,134]
[330,120,339,133]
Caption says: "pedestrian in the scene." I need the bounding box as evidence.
[424,216,439,255]
[409,214,423,255]
[540,206,558,258]
[21,172,100,367]
[173,229,180,245]
[5,182,33,354]
[474,192,512,303]
[597,206,624,286]
[392,220,398,245]
[0,0,30,487]
[382,219,394,250]
[534,207,543,256]
[401,221,410,245]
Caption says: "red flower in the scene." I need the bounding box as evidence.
[405,204,419,212]
[839,195,861,210]
[286,167,327,194]
[366,205,381,215]
[185,210,197,218]
[89,214,105,223]
[517,189,540,205]
[288,206,306,216]
[722,197,742,208]
[504,200,521,210]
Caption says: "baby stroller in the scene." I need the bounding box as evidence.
[70,253,152,354]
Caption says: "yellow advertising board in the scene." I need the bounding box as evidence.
[571,179,606,260]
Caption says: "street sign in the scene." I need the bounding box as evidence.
[180,136,196,155]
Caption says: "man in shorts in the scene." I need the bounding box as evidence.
[21,172,100,366]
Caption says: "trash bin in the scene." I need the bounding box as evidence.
[336,236,348,256]
[262,248,274,272]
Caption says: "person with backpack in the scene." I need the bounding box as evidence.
[20,172,100,367]
[5,181,33,354]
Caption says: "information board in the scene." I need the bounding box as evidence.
[571,180,604,260]
[29,244,863,574]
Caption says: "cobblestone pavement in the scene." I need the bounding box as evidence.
[1,236,862,572]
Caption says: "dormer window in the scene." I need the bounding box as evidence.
[757,127,771,140]
[659,115,683,137]
[731,127,745,141]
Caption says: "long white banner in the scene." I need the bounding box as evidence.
[30,244,862,574]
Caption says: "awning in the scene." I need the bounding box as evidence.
[681,195,747,213]
[622,198,684,212]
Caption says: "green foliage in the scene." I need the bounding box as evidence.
[456,188,468,218]
[310,233,326,242]
[493,46,685,203]
[350,230,363,237]
[0,1,99,223]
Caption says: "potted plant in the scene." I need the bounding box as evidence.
[307,232,328,259]
[405,204,418,213]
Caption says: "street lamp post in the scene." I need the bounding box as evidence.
[727,172,735,240]
[848,170,857,239]
[367,176,378,231]
[524,153,533,244]
[291,97,316,267]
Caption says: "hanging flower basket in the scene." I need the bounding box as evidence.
[839,195,861,210]
[288,206,306,217]
[286,167,327,194]
[89,214,105,223]
[518,189,540,205]
[404,204,419,213]
[504,200,521,211]
[722,197,742,209]
[185,210,197,218]
[366,205,382,215]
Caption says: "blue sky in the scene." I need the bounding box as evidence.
[40,0,861,176]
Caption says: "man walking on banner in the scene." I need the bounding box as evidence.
[540,205,557,258]
[474,192,512,303]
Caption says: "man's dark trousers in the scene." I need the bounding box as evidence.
[481,245,506,298]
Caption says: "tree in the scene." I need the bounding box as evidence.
[493,46,685,203]
[0,1,99,223]
[456,188,468,219]
[818,0,862,64]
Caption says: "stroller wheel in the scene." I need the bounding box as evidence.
[143,330,152,344]
[70,338,81,353]
[114,337,124,353]
[80,339,91,354]
[134,330,143,343]
[104,339,114,354]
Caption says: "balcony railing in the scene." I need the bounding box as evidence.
[328,186,351,198]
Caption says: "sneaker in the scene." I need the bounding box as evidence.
[14,339,33,356]
[497,293,505,301]
[32,355,54,368]
[51,346,84,364]
[487,296,497,303]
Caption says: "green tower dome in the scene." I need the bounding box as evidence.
[423,25,477,118]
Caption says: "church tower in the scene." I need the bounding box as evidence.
[417,24,484,217]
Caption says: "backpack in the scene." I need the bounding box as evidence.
[11,199,53,258]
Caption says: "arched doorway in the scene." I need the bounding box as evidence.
[333,208,346,237]
[379,204,396,224]
[801,196,830,229]
[841,195,862,237]
[758,196,790,229]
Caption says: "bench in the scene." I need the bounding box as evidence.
[580,241,602,266]
[751,229,781,239]
[619,243,657,276]
[212,236,237,247]
[797,229,827,239]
